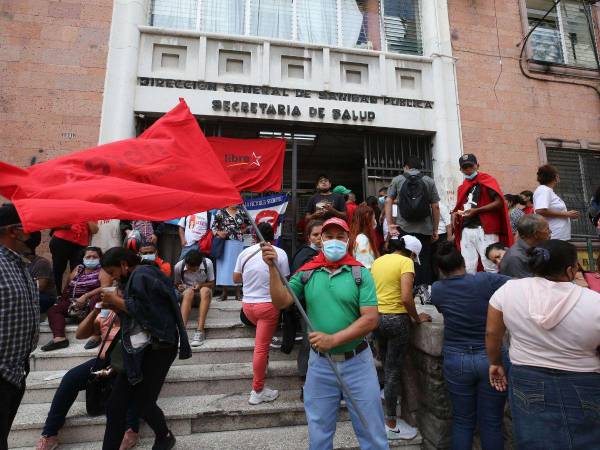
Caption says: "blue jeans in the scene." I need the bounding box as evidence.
[442,346,508,450]
[304,347,389,450]
[42,358,139,437]
[509,364,600,450]
[178,243,197,262]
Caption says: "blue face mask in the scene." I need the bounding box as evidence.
[83,259,100,269]
[322,239,348,262]
[141,254,156,262]
[378,196,385,206]
[464,171,478,181]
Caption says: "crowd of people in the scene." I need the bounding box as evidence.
[1,152,600,450]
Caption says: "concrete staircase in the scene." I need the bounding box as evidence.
[10,299,423,449]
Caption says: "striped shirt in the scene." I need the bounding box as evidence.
[0,245,39,386]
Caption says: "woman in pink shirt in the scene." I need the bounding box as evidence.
[486,240,600,449]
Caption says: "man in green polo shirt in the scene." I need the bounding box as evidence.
[262,217,388,450]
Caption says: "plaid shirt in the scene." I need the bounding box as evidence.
[0,245,39,386]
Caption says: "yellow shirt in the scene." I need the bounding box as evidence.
[370,253,415,314]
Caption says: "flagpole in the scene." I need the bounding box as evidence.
[240,204,369,429]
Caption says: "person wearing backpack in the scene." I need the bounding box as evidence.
[173,250,214,347]
[385,156,440,286]
[261,217,388,450]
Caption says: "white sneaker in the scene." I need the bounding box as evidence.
[191,331,205,347]
[249,387,279,405]
[386,420,418,440]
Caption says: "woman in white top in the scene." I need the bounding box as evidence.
[532,165,579,241]
[486,240,600,449]
[233,222,289,406]
[348,204,380,269]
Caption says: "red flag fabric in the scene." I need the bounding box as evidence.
[207,137,285,193]
[0,100,242,232]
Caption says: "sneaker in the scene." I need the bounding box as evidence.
[386,420,418,440]
[41,339,69,352]
[119,428,139,450]
[84,338,101,350]
[249,387,279,405]
[270,337,283,349]
[191,331,206,347]
[152,430,176,450]
[36,435,59,450]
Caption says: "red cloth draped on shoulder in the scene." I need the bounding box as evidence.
[453,172,514,249]
[296,252,363,273]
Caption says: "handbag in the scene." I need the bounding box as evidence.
[85,315,117,417]
[210,236,226,259]
[199,230,214,255]
[198,212,213,255]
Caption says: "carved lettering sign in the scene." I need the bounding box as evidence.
[137,77,434,110]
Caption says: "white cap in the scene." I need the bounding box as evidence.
[401,235,422,265]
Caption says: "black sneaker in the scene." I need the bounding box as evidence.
[84,338,100,350]
[152,431,176,450]
[270,337,283,349]
[41,339,69,352]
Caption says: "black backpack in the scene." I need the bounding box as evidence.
[398,173,431,221]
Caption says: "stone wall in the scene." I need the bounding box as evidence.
[406,305,513,449]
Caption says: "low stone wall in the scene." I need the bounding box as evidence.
[401,305,513,450]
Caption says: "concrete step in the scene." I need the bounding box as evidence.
[22,360,303,404]
[37,317,255,344]
[11,390,315,448]
[21,422,422,449]
[29,338,297,371]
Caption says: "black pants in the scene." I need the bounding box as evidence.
[49,236,85,293]
[400,230,433,286]
[0,377,26,450]
[374,314,411,419]
[281,305,301,354]
[430,233,448,282]
[102,345,177,450]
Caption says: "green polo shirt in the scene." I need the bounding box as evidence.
[289,265,378,354]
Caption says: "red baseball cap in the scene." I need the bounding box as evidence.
[321,217,350,232]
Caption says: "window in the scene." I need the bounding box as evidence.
[547,148,600,236]
[149,0,422,56]
[526,0,598,69]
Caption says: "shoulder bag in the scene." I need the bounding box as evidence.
[85,314,118,416]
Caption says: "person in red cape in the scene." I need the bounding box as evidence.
[262,217,388,449]
[453,154,513,274]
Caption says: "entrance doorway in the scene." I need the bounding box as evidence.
[138,115,433,257]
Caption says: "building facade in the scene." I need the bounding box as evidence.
[2,0,599,242]
[448,0,600,238]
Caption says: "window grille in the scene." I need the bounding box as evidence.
[527,0,598,69]
[150,0,423,56]
[547,148,600,236]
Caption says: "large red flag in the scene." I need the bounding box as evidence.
[0,99,242,232]
[207,137,285,192]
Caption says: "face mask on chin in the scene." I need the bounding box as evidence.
[322,239,348,262]
[309,242,320,251]
[464,171,479,181]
